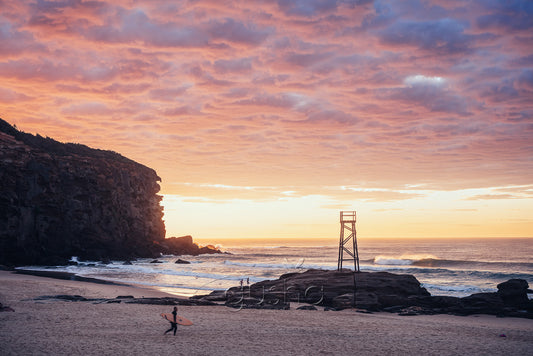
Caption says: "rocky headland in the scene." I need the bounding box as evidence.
[0,118,220,266]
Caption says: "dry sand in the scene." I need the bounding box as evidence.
[1,270,532,356]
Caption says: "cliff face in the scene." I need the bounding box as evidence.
[0,119,166,265]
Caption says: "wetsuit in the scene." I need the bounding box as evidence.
[164,309,178,335]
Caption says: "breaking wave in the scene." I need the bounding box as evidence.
[373,254,438,266]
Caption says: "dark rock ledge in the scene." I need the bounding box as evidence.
[192,269,533,318]
[32,294,216,306]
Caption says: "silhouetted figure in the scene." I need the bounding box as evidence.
[164,306,178,335]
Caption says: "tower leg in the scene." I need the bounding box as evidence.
[337,223,344,271]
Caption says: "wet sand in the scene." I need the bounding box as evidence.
[1,270,532,355]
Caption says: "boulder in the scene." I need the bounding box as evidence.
[175,259,191,264]
[497,279,530,307]
[296,305,317,310]
[324,307,338,311]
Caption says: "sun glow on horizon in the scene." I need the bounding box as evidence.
[161,183,533,241]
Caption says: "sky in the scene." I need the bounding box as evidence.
[1,0,532,240]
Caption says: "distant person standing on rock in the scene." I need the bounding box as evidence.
[164,306,178,336]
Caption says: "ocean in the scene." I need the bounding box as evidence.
[17,237,533,299]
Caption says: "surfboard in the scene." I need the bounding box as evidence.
[160,313,193,326]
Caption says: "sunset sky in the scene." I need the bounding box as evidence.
[1,0,532,240]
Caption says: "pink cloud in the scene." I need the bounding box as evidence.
[206,18,272,46]
[0,59,78,81]
[232,92,302,109]
[149,86,191,101]
[85,10,210,47]
[0,19,46,56]
[61,102,113,116]
[0,0,531,203]
[213,57,253,74]
[378,81,470,115]
[0,88,32,103]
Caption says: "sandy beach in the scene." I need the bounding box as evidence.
[1,270,532,356]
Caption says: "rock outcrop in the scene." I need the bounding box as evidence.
[195,269,430,310]
[193,269,533,318]
[157,235,222,256]
[0,118,220,265]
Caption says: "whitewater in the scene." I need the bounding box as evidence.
[17,237,533,298]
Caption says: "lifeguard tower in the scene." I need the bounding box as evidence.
[337,211,360,272]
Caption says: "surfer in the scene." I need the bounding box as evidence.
[164,306,178,336]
